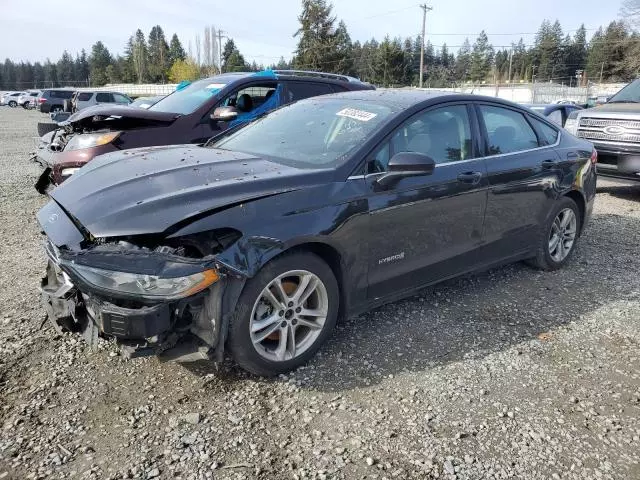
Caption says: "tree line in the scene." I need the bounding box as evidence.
[1,0,639,91]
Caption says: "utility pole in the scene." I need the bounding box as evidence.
[418,4,432,88]
[599,62,604,84]
[507,48,513,84]
[217,29,226,74]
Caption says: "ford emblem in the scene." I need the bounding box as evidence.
[603,125,626,136]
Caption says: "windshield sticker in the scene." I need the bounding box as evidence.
[336,108,377,122]
[206,83,226,90]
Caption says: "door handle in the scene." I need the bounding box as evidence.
[566,151,579,161]
[541,160,557,169]
[457,171,482,184]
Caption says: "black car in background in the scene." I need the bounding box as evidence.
[37,91,597,376]
[36,88,75,113]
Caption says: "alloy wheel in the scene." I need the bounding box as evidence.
[548,208,577,262]
[249,270,328,362]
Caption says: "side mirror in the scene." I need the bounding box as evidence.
[211,106,238,122]
[376,152,436,190]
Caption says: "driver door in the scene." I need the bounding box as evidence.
[366,103,489,300]
[201,81,283,140]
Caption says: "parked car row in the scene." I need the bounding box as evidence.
[31,69,599,376]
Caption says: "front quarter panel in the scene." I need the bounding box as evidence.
[168,179,370,311]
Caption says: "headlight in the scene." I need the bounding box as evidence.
[65,131,120,151]
[564,118,578,135]
[61,167,80,177]
[67,263,219,300]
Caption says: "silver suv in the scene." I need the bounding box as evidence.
[565,79,640,181]
[72,91,132,111]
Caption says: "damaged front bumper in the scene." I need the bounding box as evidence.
[39,245,238,362]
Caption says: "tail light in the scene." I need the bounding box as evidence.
[38,97,46,103]
[590,149,598,165]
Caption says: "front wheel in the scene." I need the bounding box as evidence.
[8,100,17,108]
[527,196,581,271]
[228,252,339,376]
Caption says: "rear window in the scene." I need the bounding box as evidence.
[285,82,335,104]
[77,92,92,101]
[51,90,74,99]
[529,116,559,145]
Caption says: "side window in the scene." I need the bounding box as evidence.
[219,82,279,113]
[77,92,92,101]
[368,104,473,173]
[96,92,113,103]
[285,82,334,104]
[546,109,563,126]
[479,105,540,155]
[529,116,559,145]
[113,94,131,104]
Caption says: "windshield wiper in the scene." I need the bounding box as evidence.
[607,100,640,103]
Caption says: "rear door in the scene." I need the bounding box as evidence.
[475,102,562,261]
[366,102,489,299]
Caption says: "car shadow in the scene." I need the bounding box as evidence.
[183,213,639,392]
[597,181,640,201]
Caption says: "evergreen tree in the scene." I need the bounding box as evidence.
[57,50,74,85]
[293,0,338,71]
[132,29,148,83]
[470,32,493,82]
[221,39,238,68]
[168,33,186,65]
[454,38,472,82]
[43,59,58,87]
[89,41,112,86]
[148,26,169,82]
[333,20,354,75]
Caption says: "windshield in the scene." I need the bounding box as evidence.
[149,77,229,114]
[607,78,640,103]
[211,98,395,167]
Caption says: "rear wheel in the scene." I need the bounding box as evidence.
[51,106,62,113]
[22,102,31,109]
[527,196,581,271]
[228,252,339,376]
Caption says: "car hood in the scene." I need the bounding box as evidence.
[580,102,640,116]
[63,105,180,131]
[49,145,329,238]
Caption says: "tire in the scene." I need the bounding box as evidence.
[22,102,30,109]
[228,252,339,376]
[51,105,63,113]
[527,196,581,271]
[37,122,58,137]
[8,100,17,108]
[63,99,72,113]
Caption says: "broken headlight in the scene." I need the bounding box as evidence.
[65,132,120,151]
[65,263,219,300]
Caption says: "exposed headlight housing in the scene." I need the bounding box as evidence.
[61,167,80,178]
[65,131,120,151]
[65,263,219,300]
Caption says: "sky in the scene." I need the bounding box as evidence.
[0,0,623,66]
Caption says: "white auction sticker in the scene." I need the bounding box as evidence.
[336,107,377,122]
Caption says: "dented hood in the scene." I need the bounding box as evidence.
[49,145,329,238]
[63,105,180,130]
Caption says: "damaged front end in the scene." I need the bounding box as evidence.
[38,202,245,363]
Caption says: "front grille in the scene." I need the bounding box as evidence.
[577,130,640,143]
[577,117,640,144]
[579,118,640,129]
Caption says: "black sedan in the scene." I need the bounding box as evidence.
[37,90,597,376]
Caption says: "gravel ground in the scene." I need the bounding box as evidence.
[0,107,639,480]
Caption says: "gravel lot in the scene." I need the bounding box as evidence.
[0,107,639,480]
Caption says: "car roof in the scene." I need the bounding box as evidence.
[200,70,372,88]
[306,89,532,109]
